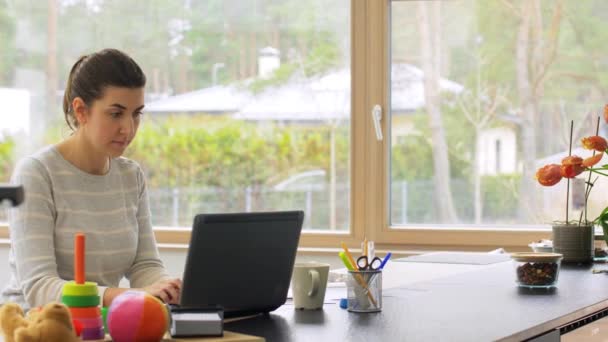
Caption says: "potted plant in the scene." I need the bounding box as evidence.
[536,114,608,263]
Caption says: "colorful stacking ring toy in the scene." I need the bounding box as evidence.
[61,233,105,340]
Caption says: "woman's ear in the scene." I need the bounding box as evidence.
[72,97,88,126]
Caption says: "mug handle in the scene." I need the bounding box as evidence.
[308,269,320,297]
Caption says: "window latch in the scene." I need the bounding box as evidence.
[372,104,383,141]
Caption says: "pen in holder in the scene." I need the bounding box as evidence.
[347,269,382,313]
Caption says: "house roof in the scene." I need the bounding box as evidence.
[145,85,251,113]
[234,69,350,121]
[235,64,463,121]
[146,63,463,121]
[391,63,463,112]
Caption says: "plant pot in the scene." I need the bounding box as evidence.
[552,224,594,263]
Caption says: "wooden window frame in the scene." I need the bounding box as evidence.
[367,0,550,251]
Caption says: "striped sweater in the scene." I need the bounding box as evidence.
[2,145,169,309]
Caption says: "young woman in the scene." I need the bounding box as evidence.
[2,48,181,309]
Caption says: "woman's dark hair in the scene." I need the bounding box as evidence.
[62,48,146,130]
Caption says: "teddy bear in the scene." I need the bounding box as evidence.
[0,302,81,342]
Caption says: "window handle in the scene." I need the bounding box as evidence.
[372,104,383,141]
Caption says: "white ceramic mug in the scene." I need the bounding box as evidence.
[291,262,330,310]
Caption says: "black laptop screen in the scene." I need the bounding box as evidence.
[180,211,304,317]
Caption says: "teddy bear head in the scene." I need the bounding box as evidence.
[0,302,80,342]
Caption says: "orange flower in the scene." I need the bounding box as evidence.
[581,136,608,152]
[536,164,562,186]
[561,164,586,178]
[559,155,586,178]
[561,155,583,166]
[582,154,603,167]
[604,104,608,124]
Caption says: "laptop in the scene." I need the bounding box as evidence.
[179,210,304,317]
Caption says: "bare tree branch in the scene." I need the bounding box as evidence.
[500,0,522,17]
[533,0,563,94]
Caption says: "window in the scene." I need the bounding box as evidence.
[388,0,607,237]
[0,0,352,235]
[6,0,599,251]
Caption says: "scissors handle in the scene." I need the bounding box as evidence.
[356,256,382,270]
[368,257,382,270]
[356,256,369,270]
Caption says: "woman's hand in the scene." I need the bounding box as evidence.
[142,278,182,304]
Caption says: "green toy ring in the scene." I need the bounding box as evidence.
[61,295,100,307]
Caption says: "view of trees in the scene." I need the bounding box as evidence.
[390,0,608,226]
[0,0,351,229]
[2,0,608,228]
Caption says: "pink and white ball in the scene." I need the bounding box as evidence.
[107,291,169,342]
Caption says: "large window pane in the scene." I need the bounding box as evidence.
[0,0,350,231]
[390,0,607,226]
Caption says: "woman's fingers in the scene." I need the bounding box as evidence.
[144,278,183,304]
[166,279,182,303]
[156,291,169,303]
[168,278,182,290]
[164,286,179,304]
[170,287,181,304]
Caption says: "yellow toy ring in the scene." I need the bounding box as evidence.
[62,281,98,296]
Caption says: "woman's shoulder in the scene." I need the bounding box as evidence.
[13,146,56,173]
[112,157,145,181]
[112,157,146,191]
[10,146,58,183]
[113,156,143,172]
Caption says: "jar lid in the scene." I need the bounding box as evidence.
[511,252,563,262]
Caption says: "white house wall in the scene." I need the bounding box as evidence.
[478,127,517,175]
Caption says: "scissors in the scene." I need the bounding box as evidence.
[356,255,383,270]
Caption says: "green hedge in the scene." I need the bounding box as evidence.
[0,136,14,182]
[126,115,350,188]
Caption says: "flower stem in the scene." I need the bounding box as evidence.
[579,177,598,225]
[588,169,608,177]
[580,116,601,226]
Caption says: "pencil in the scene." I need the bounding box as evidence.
[341,242,378,307]
[341,242,358,270]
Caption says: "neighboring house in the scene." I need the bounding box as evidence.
[0,88,30,138]
[234,63,465,127]
[144,48,517,178]
[478,127,517,175]
[146,62,465,124]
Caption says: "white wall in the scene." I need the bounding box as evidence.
[478,127,517,175]
[0,88,30,137]
[160,248,341,278]
[0,245,341,290]
[0,246,9,287]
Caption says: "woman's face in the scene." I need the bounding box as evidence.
[79,86,144,158]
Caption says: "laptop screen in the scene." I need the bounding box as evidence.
[180,211,304,317]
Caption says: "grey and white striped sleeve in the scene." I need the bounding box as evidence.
[8,157,66,307]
